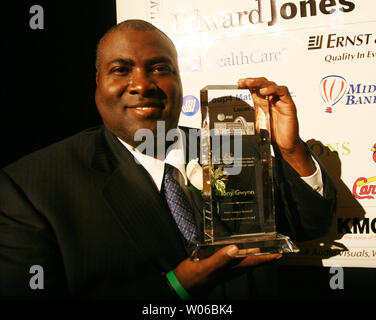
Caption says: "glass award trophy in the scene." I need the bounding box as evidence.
[191,85,299,260]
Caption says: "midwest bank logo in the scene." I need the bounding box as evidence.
[320,75,376,113]
[320,75,347,113]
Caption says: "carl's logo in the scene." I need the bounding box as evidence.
[352,143,376,200]
[353,177,376,200]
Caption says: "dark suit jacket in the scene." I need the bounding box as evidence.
[0,125,336,299]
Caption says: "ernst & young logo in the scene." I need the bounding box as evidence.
[307,32,376,63]
[308,33,375,50]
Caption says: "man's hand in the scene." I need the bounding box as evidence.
[173,245,281,296]
[238,77,316,177]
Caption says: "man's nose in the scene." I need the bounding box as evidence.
[127,69,156,96]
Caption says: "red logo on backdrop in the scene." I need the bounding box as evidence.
[353,177,376,200]
[320,75,347,113]
[352,143,376,200]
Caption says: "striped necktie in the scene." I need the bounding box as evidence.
[163,164,198,244]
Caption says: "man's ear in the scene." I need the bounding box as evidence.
[96,72,99,85]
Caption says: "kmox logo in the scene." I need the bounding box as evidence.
[338,218,376,234]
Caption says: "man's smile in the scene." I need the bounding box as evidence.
[126,102,164,108]
[125,101,166,118]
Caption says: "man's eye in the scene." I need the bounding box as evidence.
[111,66,130,74]
[152,65,172,74]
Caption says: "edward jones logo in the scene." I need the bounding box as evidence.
[320,75,376,113]
[172,0,355,34]
[181,95,199,116]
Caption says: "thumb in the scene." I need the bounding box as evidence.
[199,245,239,273]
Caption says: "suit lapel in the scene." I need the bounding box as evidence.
[92,127,187,268]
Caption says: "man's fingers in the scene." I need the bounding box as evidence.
[199,245,239,273]
[238,77,291,102]
[237,247,260,256]
[199,246,281,271]
[238,77,269,87]
[173,246,282,291]
[235,253,282,268]
[251,91,269,108]
[238,77,275,91]
[260,86,290,102]
[174,245,240,289]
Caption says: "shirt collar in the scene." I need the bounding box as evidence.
[117,129,188,191]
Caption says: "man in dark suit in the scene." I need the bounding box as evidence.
[0,20,336,299]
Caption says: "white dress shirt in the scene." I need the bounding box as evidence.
[118,130,187,192]
[117,130,324,196]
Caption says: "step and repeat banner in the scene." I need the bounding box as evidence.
[116,0,376,268]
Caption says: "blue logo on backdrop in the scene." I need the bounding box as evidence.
[181,95,199,116]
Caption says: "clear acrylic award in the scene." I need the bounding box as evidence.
[191,85,299,260]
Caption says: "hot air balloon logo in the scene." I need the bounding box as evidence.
[320,75,347,113]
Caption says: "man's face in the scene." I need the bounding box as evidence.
[95,29,183,147]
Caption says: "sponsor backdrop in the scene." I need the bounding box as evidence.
[116,0,376,268]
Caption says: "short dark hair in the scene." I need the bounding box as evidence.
[95,19,175,71]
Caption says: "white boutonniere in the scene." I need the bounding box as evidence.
[186,158,229,198]
[186,159,232,215]
[186,158,203,194]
